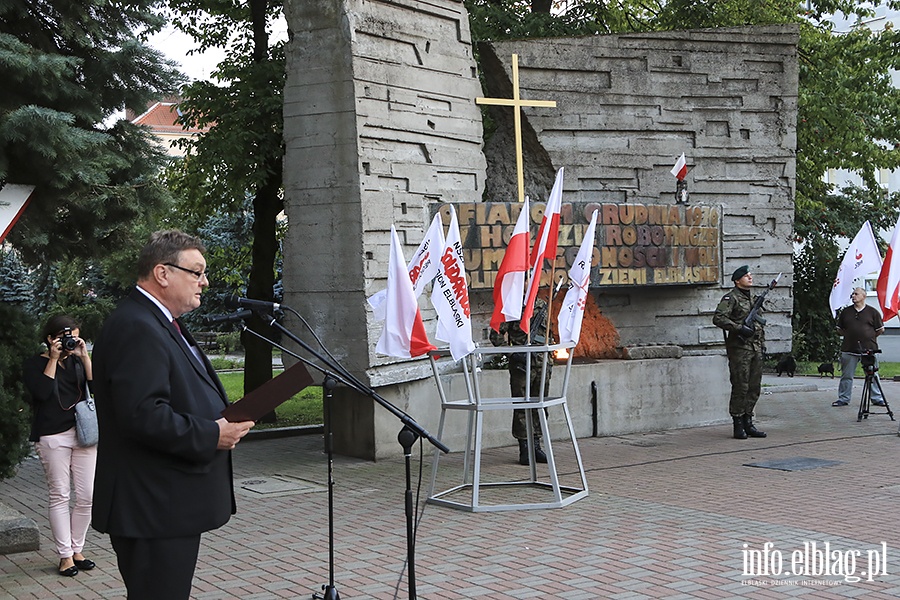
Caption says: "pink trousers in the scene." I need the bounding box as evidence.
[35,427,97,559]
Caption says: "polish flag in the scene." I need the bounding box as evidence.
[490,197,531,332]
[431,205,475,360]
[671,153,687,180]
[558,209,598,344]
[829,220,882,315]
[375,226,436,358]
[521,167,564,334]
[877,214,900,322]
[368,213,444,321]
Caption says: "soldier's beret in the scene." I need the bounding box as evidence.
[731,265,750,281]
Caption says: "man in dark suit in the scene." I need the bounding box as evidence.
[92,230,254,599]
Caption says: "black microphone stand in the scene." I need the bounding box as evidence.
[243,309,448,600]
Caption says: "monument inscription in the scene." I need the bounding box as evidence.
[434,202,721,289]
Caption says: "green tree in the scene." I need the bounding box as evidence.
[0,0,185,266]
[166,0,285,412]
[0,0,186,476]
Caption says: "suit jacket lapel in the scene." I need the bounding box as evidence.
[129,289,229,407]
[175,317,229,402]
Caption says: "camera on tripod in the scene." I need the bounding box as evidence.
[856,347,881,376]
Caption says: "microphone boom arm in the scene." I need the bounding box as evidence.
[250,309,449,454]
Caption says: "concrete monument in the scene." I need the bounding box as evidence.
[282,0,798,459]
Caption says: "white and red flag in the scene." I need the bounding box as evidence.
[521,167,564,334]
[829,220,882,315]
[558,209,598,345]
[490,197,531,332]
[0,184,34,244]
[368,213,444,321]
[671,153,687,180]
[431,205,475,360]
[375,226,436,358]
[877,214,900,322]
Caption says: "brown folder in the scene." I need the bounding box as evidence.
[221,361,315,422]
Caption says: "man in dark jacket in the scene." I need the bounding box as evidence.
[834,287,885,407]
[92,230,253,599]
[713,265,767,440]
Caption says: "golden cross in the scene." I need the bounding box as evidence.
[476,54,557,203]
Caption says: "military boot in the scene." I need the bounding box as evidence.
[517,439,530,465]
[743,415,767,438]
[732,416,748,440]
[533,438,548,464]
[517,439,549,465]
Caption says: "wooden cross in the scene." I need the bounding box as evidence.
[476,54,556,203]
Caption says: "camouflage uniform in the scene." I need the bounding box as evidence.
[713,286,764,418]
[489,298,552,441]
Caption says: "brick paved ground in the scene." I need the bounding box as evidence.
[2,374,900,599]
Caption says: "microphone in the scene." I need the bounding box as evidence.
[225,295,281,312]
[202,309,254,326]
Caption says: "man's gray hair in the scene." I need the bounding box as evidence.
[136,230,206,279]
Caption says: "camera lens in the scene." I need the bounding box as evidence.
[61,336,78,351]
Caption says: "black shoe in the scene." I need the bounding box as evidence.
[743,415,767,438]
[872,400,886,407]
[732,416,747,440]
[73,558,95,570]
[59,563,78,577]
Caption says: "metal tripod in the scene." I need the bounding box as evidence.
[857,351,895,422]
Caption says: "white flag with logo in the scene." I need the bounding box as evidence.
[431,205,475,360]
[368,213,444,321]
[558,209,598,344]
[829,220,882,315]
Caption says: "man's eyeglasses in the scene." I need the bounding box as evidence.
[164,263,209,281]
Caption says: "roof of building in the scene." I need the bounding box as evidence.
[131,101,209,134]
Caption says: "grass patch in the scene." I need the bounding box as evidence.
[218,371,323,429]
[772,360,900,379]
[209,356,244,371]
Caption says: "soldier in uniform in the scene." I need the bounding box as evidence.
[490,297,553,465]
[713,265,768,440]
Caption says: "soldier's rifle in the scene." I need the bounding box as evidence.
[738,272,782,338]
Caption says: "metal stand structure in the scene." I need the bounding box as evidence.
[856,350,895,422]
[426,343,588,512]
[241,311,448,600]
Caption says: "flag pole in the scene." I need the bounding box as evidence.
[544,265,564,344]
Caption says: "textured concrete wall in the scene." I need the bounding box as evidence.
[330,355,730,460]
[282,0,485,376]
[478,27,798,354]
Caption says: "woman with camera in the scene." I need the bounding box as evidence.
[23,315,98,577]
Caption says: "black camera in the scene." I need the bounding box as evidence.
[59,327,78,352]
[859,348,881,375]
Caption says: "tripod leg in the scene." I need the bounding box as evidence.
[871,376,895,421]
[858,376,870,422]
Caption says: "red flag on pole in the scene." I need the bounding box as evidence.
[521,167,564,334]
[490,197,531,332]
[877,214,900,322]
[375,226,436,358]
[671,153,687,180]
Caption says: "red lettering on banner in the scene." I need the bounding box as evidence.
[441,248,471,317]
[409,252,429,285]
